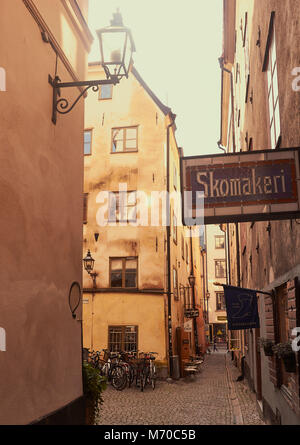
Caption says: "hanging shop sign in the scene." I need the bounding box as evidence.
[223,285,260,330]
[181,147,300,224]
[184,308,199,318]
[184,320,193,333]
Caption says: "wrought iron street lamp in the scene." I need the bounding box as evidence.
[97,10,135,80]
[48,10,135,124]
[83,249,98,288]
[83,249,98,351]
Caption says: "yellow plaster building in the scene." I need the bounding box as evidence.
[82,63,206,375]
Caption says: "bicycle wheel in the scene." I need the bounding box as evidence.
[110,365,127,391]
[140,370,146,392]
[128,364,135,388]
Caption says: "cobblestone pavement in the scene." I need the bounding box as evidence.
[97,350,265,425]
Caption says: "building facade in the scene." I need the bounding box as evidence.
[82,62,206,376]
[220,0,300,424]
[205,225,228,344]
[0,0,92,424]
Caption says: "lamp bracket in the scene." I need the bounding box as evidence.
[48,75,119,124]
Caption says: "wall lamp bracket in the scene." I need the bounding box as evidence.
[48,74,119,124]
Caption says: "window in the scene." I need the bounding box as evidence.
[109,191,137,223]
[181,235,185,260]
[172,211,177,244]
[215,260,226,278]
[216,292,226,311]
[186,242,189,264]
[242,12,248,47]
[99,84,113,100]
[83,193,88,224]
[173,268,178,300]
[215,235,225,249]
[110,257,138,288]
[108,325,138,352]
[84,130,92,155]
[173,164,178,190]
[266,28,280,149]
[111,127,138,153]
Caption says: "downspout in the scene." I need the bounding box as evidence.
[226,224,231,285]
[166,115,176,377]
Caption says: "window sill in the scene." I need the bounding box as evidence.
[108,220,137,224]
[111,150,138,154]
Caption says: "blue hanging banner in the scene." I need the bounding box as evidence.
[223,285,260,330]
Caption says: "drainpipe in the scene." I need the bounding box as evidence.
[166,114,176,377]
[226,224,231,285]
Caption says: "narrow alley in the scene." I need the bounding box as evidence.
[98,350,265,425]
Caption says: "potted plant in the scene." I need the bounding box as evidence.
[272,342,296,373]
[260,338,274,357]
[83,361,107,424]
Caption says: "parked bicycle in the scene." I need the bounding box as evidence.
[87,349,159,392]
[87,349,127,391]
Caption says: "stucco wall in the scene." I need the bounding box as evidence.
[82,65,205,362]
[206,225,227,326]
[83,292,166,360]
[0,0,90,424]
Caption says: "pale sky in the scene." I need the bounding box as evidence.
[88,0,223,157]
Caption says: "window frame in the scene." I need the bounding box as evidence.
[108,190,137,223]
[83,193,88,224]
[186,242,189,264]
[84,129,93,156]
[215,235,225,249]
[172,211,177,244]
[99,84,113,100]
[181,234,185,260]
[216,291,226,311]
[109,256,138,289]
[215,259,226,279]
[173,163,178,190]
[173,267,178,301]
[108,325,138,353]
[263,12,281,150]
[111,126,138,153]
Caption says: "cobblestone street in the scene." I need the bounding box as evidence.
[97,350,265,425]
